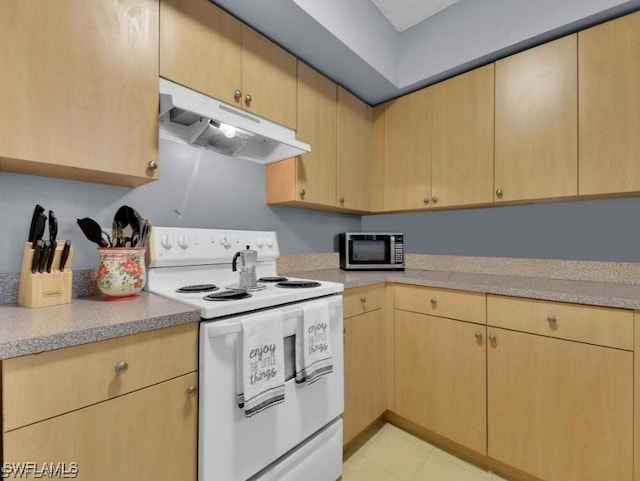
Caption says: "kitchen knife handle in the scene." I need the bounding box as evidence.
[59,240,71,270]
[31,240,44,274]
[46,240,57,273]
[28,204,45,243]
[49,210,58,242]
[38,241,50,273]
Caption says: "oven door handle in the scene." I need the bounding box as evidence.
[206,298,342,339]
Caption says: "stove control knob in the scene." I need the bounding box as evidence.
[220,236,232,248]
[265,237,274,248]
[178,235,189,249]
[256,237,264,248]
[161,235,174,249]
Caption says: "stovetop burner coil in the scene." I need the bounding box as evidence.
[176,284,219,293]
[275,280,322,288]
[258,276,289,283]
[203,289,252,301]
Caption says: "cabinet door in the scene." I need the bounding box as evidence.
[578,11,640,196]
[383,88,432,211]
[295,62,337,207]
[395,310,486,454]
[343,309,386,445]
[160,0,242,105]
[242,26,297,129]
[0,0,159,187]
[337,87,372,212]
[431,65,494,208]
[487,328,632,481]
[495,34,577,202]
[3,373,198,481]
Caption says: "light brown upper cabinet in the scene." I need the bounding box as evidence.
[337,87,373,212]
[431,64,495,208]
[578,11,640,196]
[265,62,337,209]
[266,64,373,213]
[0,0,159,187]
[495,34,578,203]
[382,88,433,212]
[160,0,297,129]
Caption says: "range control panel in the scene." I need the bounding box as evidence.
[148,227,279,267]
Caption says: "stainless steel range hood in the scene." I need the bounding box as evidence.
[159,78,310,163]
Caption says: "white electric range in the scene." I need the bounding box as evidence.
[145,227,344,481]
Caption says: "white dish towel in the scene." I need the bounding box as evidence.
[295,300,333,385]
[236,311,285,418]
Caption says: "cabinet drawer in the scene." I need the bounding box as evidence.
[487,295,633,350]
[2,323,198,431]
[344,284,384,318]
[394,285,486,324]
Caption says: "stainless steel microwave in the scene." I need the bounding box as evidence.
[339,232,404,271]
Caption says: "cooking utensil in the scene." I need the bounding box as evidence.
[77,217,110,248]
[113,205,138,247]
[139,219,151,247]
[45,210,58,273]
[28,204,45,243]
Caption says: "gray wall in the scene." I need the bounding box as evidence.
[361,198,640,262]
[0,139,360,273]
[3,139,640,272]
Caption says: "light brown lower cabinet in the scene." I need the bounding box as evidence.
[1,323,199,481]
[343,285,386,446]
[394,309,487,454]
[3,372,198,481]
[388,286,634,481]
[487,327,632,481]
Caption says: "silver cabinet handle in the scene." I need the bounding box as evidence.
[186,385,198,397]
[475,332,483,340]
[339,197,345,204]
[496,188,503,197]
[360,296,367,303]
[430,298,437,306]
[234,90,242,100]
[114,361,128,374]
[547,314,557,324]
[299,189,306,197]
[423,197,430,204]
[488,334,497,343]
[245,94,253,105]
[148,160,158,170]
[432,196,438,204]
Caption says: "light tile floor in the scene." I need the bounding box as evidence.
[342,423,508,481]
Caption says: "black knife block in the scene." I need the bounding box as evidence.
[17,241,73,308]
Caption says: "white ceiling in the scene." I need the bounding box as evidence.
[369,0,461,32]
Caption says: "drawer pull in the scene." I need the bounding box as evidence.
[547,314,557,325]
[488,334,497,343]
[475,332,483,341]
[360,296,367,303]
[114,361,128,374]
[430,298,437,306]
[186,385,198,397]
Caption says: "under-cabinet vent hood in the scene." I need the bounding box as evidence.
[159,78,310,163]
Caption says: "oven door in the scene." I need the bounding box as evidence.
[198,295,344,481]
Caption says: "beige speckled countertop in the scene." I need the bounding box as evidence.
[3,257,640,361]
[0,292,200,360]
[290,268,640,310]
